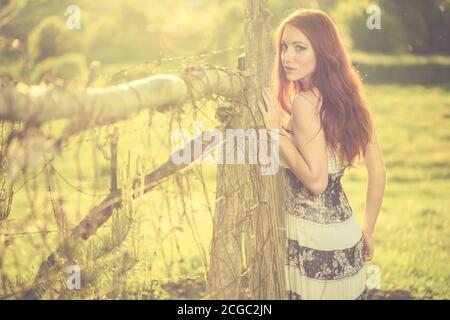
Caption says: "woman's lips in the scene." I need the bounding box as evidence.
[284,66,296,73]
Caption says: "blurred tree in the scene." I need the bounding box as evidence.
[0,0,28,29]
[30,53,87,85]
[27,15,83,65]
[0,0,70,40]
[343,0,450,54]
[85,2,154,63]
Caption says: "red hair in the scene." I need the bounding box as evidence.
[272,9,373,167]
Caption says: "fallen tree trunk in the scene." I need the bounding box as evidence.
[0,67,245,125]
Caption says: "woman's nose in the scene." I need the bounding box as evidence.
[282,48,295,62]
[283,56,294,66]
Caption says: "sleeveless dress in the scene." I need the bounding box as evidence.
[280,128,368,300]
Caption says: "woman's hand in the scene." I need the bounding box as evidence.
[258,87,282,130]
[362,229,374,261]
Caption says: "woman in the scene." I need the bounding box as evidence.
[258,9,386,300]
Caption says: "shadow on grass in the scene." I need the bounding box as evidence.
[140,276,415,300]
[367,289,413,300]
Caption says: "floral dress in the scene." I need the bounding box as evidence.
[280,129,368,300]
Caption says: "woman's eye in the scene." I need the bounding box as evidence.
[281,44,305,52]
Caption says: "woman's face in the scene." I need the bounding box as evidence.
[280,24,316,84]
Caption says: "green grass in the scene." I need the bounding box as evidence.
[343,84,450,299]
[2,83,449,299]
[351,51,450,66]
[350,53,450,85]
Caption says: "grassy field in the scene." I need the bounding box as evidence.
[2,83,449,299]
[345,84,450,299]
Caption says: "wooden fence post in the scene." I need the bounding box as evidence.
[206,0,286,300]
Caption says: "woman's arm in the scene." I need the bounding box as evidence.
[278,93,329,196]
[362,127,387,260]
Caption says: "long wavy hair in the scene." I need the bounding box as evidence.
[272,9,373,167]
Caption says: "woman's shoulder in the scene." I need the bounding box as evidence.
[291,87,322,110]
[291,88,322,118]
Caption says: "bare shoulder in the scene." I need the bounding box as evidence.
[291,88,322,114]
[291,89,323,138]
